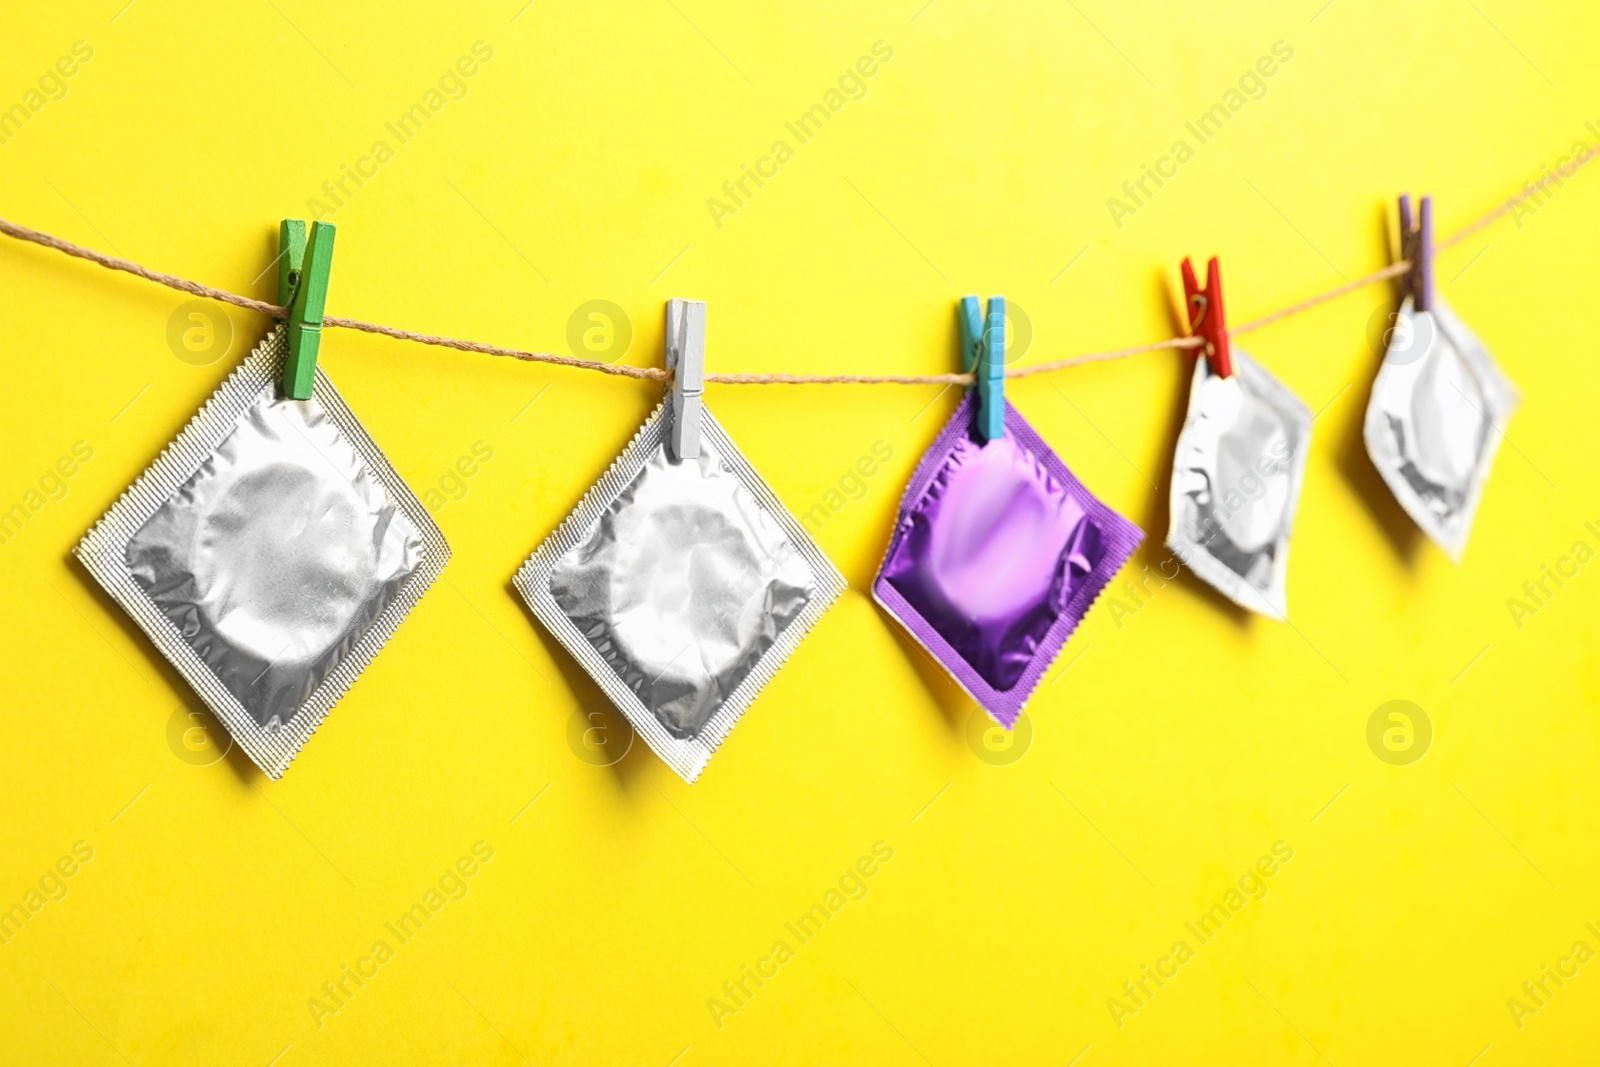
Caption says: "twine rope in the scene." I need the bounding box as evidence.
[0,148,1587,386]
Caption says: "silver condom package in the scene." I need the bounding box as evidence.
[76,328,449,778]
[1364,296,1518,560]
[515,401,844,783]
[1168,349,1311,620]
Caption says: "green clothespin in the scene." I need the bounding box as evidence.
[959,295,1006,441]
[278,219,335,400]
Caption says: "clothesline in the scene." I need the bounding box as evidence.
[0,150,1584,384]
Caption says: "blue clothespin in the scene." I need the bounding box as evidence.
[959,295,1006,441]
[278,218,335,400]
[665,298,706,460]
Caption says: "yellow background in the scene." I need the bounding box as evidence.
[1,1,1597,1063]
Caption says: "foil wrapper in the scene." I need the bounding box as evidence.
[1167,349,1310,620]
[76,328,449,778]
[1364,296,1518,560]
[873,395,1142,727]
[515,402,844,783]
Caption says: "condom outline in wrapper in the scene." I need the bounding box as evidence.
[1364,296,1518,561]
[75,327,450,779]
[514,401,845,784]
[872,394,1143,729]
[1167,348,1311,621]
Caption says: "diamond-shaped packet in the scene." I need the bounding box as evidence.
[76,328,449,778]
[515,401,844,783]
[1167,349,1311,620]
[873,395,1143,728]
[1364,296,1518,560]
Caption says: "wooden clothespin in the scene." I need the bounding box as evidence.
[1181,256,1232,379]
[278,219,336,400]
[959,295,1006,441]
[1398,195,1434,313]
[665,298,706,460]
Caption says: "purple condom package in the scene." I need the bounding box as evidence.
[873,395,1143,728]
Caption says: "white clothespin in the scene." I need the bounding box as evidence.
[665,298,706,460]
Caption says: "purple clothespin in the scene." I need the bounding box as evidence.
[1398,194,1434,313]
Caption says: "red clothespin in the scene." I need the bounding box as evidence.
[1180,256,1231,378]
[1397,194,1434,313]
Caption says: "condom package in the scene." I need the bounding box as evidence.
[76,328,449,778]
[1364,296,1517,560]
[1167,349,1311,620]
[515,401,844,783]
[873,395,1143,728]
